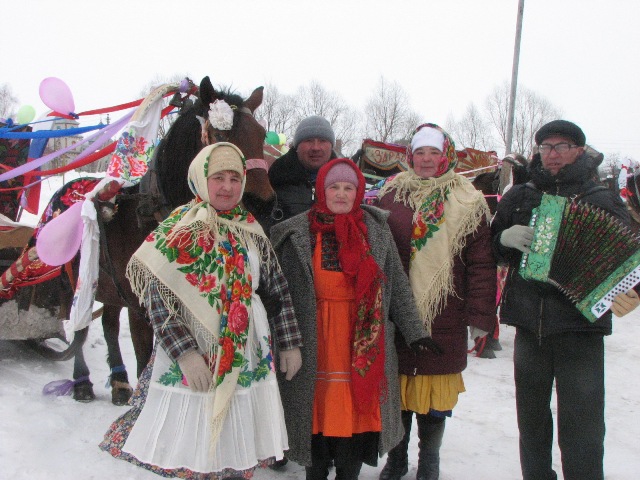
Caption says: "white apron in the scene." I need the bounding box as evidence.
[122,249,288,473]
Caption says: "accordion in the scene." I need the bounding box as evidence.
[519,194,640,322]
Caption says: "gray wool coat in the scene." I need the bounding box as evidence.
[270,205,426,467]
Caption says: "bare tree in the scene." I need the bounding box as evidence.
[333,107,363,156]
[291,81,361,155]
[396,110,421,144]
[292,80,347,125]
[599,152,621,179]
[486,82,562,157]
[0,83,19,120]
[446,103,496,151]
[255,83,297,140]
[364,76,418,143]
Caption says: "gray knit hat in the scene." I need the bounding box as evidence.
[293,116,335,148]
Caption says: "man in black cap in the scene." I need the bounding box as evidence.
[267,116,337,233]
[491,120,639,480]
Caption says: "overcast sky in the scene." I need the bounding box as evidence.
[3,0,640,159]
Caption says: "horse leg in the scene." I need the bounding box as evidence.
[127,307,154,378]
[102,304,133,406]
[71,326,96,402]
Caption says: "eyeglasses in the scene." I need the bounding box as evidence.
[538,143,578,155]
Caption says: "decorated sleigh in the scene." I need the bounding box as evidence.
[355,138,499,185]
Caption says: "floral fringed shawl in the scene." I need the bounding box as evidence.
[126,144,271,449]
[378,124,490,335]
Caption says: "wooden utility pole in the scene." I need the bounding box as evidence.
[505,0,525,155]
[501,0,525,194]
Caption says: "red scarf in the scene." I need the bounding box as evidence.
[308,158,386,412]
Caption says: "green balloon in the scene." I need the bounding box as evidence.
[265,131,279,145]
[16,105,36,124]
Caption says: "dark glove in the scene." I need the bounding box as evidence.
[410,337,443,355]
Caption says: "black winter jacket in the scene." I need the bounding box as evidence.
[267,148,337,234]
[491,152,629,337]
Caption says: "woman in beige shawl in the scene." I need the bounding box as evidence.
[100,143,302,479]
[373,124,497,480]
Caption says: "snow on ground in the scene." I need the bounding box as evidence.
[1,310,639,480]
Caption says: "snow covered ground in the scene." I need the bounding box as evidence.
[1,310,639,480]
[1,174,639,479]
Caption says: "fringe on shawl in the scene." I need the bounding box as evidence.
[126,256,219,355]
[125,211,274,453]
[126,256,242,453]
[379,172,490,335]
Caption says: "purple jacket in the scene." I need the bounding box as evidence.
[376,192,497,375]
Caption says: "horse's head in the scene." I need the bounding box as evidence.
[156,77,275,221]
[198,77,275,211]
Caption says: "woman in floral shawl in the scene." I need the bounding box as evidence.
[270,158,437,480]
[373,124,497,480]
[100,142,303,479]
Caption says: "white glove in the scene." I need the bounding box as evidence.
[279,347,302,380]
[178,350,212,392]
[611,289,640,317]
[469,326,489,341]
[500,225,534,253]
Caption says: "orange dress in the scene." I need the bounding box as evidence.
[311,234,382,437]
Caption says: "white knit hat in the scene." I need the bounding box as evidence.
[411,127,445,153]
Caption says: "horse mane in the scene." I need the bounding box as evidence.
[155,78,246,209]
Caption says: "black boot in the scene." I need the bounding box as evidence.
[306,463,330,480]
[485,336,503,351]
[269,457,288,470]
[416,414,445,480]
[336,459,363,480]
[379,410,413,480]
[307,435,331,480]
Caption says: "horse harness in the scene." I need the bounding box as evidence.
[94,191,166,309]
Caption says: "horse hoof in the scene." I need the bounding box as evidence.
[73,381,96,403]
[111,380,133,406]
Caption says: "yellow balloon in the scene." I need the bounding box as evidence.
[16,105,36,124]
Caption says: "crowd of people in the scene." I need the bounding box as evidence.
[98,111,639,480]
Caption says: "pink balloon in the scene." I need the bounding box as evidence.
[36,202,84,266]
[39,77,75,115]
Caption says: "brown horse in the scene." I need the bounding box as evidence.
[80,76,274,404]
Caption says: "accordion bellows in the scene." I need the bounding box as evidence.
[520,194,640,322]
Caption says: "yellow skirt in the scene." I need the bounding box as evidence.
[400,373,466,415]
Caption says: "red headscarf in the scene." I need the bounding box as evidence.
[308,158,387,411]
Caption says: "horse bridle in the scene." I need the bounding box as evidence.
[207,107,270,172]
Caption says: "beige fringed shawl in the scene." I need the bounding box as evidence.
[126,143,272,449]
[378,169,489,334]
